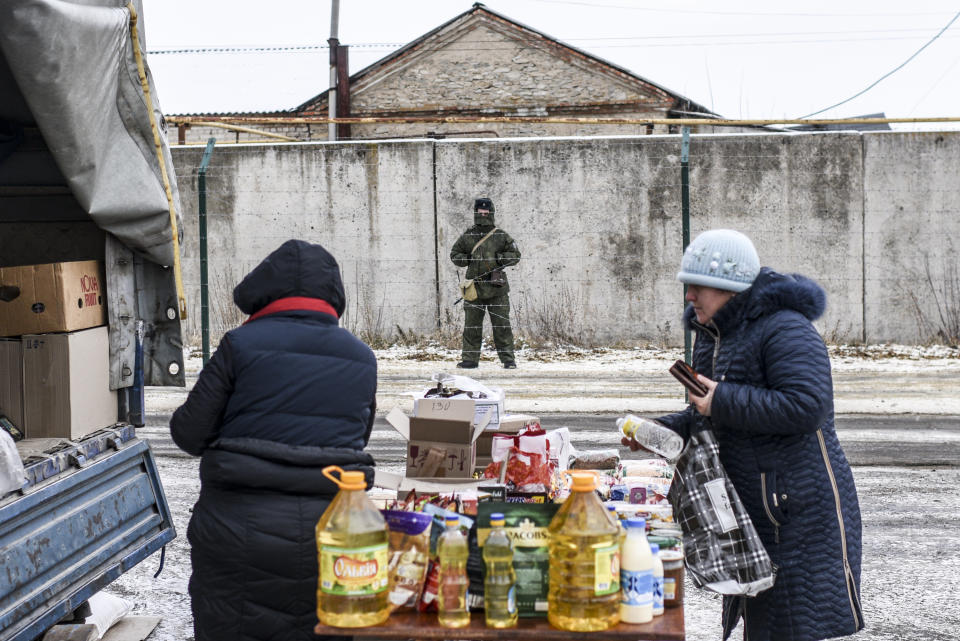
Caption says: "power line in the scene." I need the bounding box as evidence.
[147,30,960,55]
[800,9,960,119]
[147,43,402,55]
[524,0,957,18]
[909,52,960,115]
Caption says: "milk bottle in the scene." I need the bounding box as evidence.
[651,543,664,617]
[619,517,653,624]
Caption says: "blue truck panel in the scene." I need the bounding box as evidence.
[0,433,175,641]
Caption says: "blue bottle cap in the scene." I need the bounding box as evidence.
[650,543,660,554]
[490,512,505,520]
[624,517,646,529]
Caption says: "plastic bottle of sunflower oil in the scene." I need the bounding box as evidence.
[483,512,518,628]
[437,515,471,628]
[607,505,626,546]
[548,471,621,631]
[315,466,390,628]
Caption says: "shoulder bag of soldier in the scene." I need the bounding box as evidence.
[460,279,479,302]
[459,227,498,302]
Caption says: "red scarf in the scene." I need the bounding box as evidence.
[244,296,339,324]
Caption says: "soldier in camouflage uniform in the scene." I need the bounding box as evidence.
[450,198,521,369]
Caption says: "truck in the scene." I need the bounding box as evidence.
[1,1,185,639]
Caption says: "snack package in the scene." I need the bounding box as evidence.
[608,502,675,527]
[483,424,554,490]
[622,475,672,505]
[417,560,440,612]
[380,510,433,611]
[415,505,475,613]
[569,448,620,470]
[621,458,675,480]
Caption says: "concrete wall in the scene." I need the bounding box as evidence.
[170,131,960,347]
[863,132,960,343]
[173,141,438,343]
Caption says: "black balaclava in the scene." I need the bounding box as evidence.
[474,197,495,227]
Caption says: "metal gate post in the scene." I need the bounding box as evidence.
[198,137,216,365]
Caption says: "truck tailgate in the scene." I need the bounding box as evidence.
[0,430,175,641]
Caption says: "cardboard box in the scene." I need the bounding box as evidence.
[475,456,493,474]
[496,413,539,433]
[22,326,118,439]
[476,433,495,458]
[0,260,106,337]
[386,404,490,479]
[414,390,504,430]
[0,339,24,431]
[374,469,489,494]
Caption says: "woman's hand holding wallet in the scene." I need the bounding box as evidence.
[670,359,718,416]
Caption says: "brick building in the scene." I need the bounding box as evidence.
[172,3,719,144]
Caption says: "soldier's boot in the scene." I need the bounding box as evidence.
[489,295,516,368]
[460,300,486,366]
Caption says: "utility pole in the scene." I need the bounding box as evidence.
[328,0,340,141]
[681,126,691,366]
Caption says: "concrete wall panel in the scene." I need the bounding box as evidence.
[170,131,958,348]
[686,132,865,342]
[435,136,685,345]
[172,141,437,346]
[863,132,960,343]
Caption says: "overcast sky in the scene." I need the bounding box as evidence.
[140,0,960,129]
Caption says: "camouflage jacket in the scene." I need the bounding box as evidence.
[450,225,521,298]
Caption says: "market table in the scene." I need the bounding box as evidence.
[315,606,684,640]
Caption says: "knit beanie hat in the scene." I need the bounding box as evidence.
[677,229,760,293]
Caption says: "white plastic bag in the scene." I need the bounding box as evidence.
[0,429,26,496]
[84,591,133,638]
[546,427,574,471]
[426,372,501,400]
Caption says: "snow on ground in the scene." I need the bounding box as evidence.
[156,343,960,416]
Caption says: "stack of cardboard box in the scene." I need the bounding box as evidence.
[0,260,118,440]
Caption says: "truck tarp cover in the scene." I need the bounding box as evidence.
[0,0,181,267]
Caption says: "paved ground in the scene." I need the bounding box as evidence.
[110,347,960,641]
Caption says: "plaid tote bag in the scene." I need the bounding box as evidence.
[667,428,775,596]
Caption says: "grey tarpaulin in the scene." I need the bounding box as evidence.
[0,0,182,267]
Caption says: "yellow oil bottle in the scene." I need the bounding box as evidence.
[437,515,471,628]
[315,466,390,628]
[483,512,518,628]
[548,471,621,631]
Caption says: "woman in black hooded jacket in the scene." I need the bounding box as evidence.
[171,240,377,641]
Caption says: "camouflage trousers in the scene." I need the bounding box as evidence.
[461,293,515,365]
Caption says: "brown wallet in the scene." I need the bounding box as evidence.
[669,359,709,396]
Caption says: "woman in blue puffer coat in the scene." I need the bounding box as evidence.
[171,239,377,641]
[626,229,863,641]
